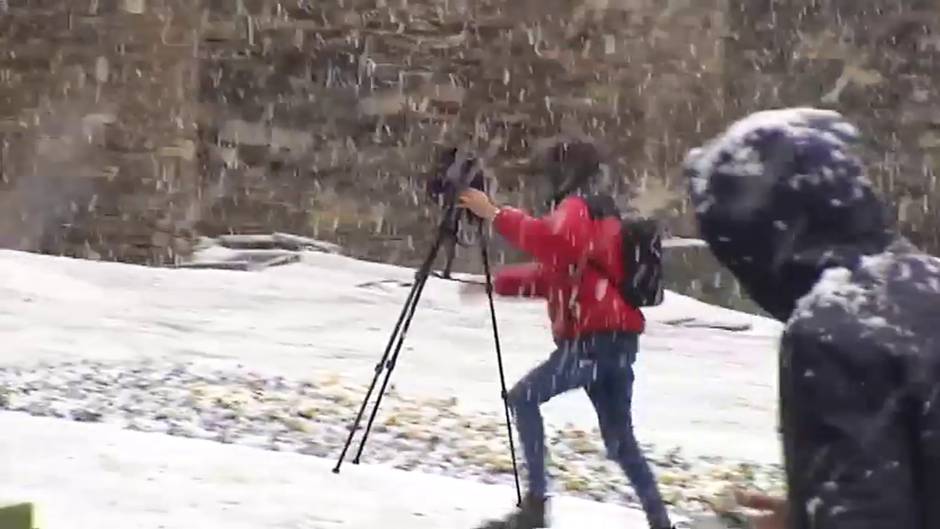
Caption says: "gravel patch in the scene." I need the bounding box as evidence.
[0,359,784,514]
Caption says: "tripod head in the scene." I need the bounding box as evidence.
[427,146,493,247]
[428,147,486,208]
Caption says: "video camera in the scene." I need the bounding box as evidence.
[426,146,490,249]
[427,146,487,207]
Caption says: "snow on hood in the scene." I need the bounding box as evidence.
[683,108,897,322]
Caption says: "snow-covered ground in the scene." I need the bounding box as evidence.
[1,413,651,529]
[0,248,784,528]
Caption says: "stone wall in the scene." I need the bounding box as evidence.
[193,0,727,272]
[724,0,940,255]
[0,0,937,273]
[0,0,201,264]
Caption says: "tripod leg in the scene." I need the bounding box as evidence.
[333,271,423,473]
[440,212,459,279]
[334,220,449,473]
[480,232,523,506]
[441,236,455,279]
[351,218,452,464]
[351,265,431,464]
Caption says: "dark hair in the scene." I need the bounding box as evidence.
[544,138,604,203]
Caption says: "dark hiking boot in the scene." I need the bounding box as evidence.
[476,494,549,529]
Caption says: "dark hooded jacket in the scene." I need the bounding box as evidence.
[684,108,940,529]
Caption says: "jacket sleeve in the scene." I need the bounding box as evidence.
[492,197,593,268]
[493,262,548,298]
[780,321,920,529]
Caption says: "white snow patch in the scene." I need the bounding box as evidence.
[594,277,610,300]
[0,412,651,529]
[715,145,764,179]
[792,267,866,321]
[860,316,889,329]
[859,252,895,279]
[831,120,861,138]
[661,237,709,248]
[927,278,940,293]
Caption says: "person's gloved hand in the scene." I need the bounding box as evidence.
[458,189,500,220]
[735,490,789,529]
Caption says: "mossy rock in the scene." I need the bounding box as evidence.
[561,475,591,493]
[296,405,318,420]
[0,502,39,529]
[570,437,600,455]
[483,455,516,474]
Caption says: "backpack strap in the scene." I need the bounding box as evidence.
[581,194,620,220]
[567,194,619,316]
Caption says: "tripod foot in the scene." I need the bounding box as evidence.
[352,457,361,465]
[332,467,341,474]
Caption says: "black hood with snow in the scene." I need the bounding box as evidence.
[683,108,897,321]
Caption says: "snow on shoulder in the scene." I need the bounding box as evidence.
[790,240,940,349]
[790,266,867,322]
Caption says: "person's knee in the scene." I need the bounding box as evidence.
[600,427,639,461]
[507,382,535,411]
[601,435,624,461]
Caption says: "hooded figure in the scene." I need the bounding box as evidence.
[684,108,940,529]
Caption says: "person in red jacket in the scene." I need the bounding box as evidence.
[459,139,674,529]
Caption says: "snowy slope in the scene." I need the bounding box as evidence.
[0,248,784,528]
[0,248,782,461]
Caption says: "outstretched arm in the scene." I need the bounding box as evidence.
[493,262,548,298]
[458,187,592,272]
[491,197,593,268]
[780,325,920,529]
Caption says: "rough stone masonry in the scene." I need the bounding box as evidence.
[0,0,937,269]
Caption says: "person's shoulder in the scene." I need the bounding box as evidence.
[781,269,888,379]
[785,267,870,348]
[868,250,940,309]
[786,248,940,361]
[860,249,940,354]
[570,194,619,219]
[548,195,590,221]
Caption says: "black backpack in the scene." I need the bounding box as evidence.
[581,195,665,308]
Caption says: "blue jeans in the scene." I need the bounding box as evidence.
[507,332,671,528]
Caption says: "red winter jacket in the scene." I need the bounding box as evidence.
[492,196,646,340]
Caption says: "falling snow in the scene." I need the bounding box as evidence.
[1,2,939,528]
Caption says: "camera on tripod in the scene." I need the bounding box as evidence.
[425,147,493,277]
[426,146,487,209]
[335,143,523,505]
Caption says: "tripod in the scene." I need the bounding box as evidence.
[332,204,523,506]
